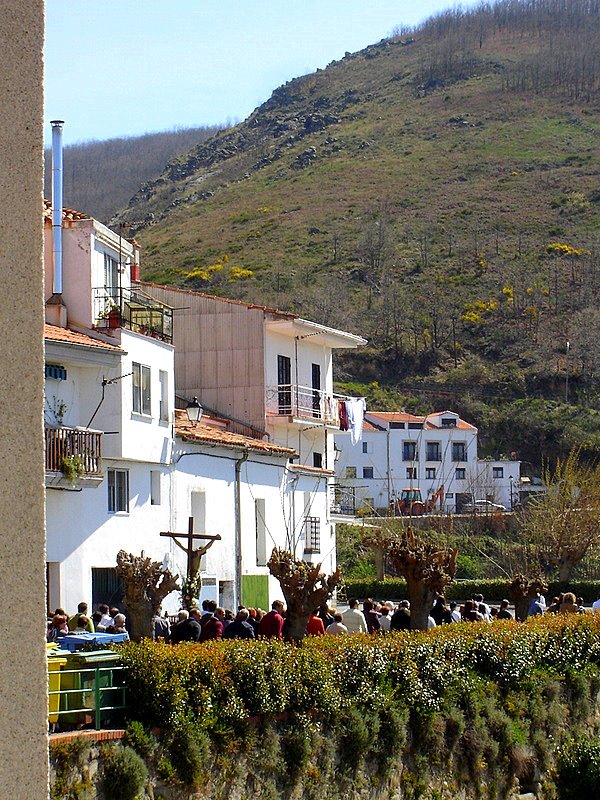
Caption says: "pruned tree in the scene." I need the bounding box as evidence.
[116,550,180,642]
[387,528,457,631]
[267,548,341,643]
[508,574,549,622]
[519,451,600,582]
[362,527,395,581]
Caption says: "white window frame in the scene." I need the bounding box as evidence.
[345,466,357,479]
[493,467,504,479]
[455,468,466,480]
[406,467,417,480]
[425,467,436,480]
[150,470,161,506]
[132,362,151,416]
[362,466,374,479]
[108,469,129,513]
[159,369,169,422]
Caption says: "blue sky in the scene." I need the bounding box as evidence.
[45,1,475,145]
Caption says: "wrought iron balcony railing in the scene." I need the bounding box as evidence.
[45,425,102,476]
[93,286,173,344]
[329,483,360,516]
[265,384,356,426]
[302,516,321,554]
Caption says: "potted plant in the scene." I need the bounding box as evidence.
[61,454,85,482]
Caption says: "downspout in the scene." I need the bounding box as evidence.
[234,449,249,608]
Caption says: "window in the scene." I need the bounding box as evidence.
[446,492,454,499]
[45,364,67,381]
[441,417,457,427]
[159,370,169,422]
[426,442,441,461]
[452,442,467,462]
[132,362,151,416]
[108,469,129,513]
[303,517,321,553]
[406,467,417,480]
[104,253,119,299]
[150,470,161,505]
[408,422,422,430]
[362,441,373,453]
[493,467,504,479]
[390,421,405,429]
[403,441,417,461]
[255,499,267,566]
[455,468,466,480]
[425,467,436,480]
[363,466,374,479]
[345,466,357,479]
[313,452,323,468]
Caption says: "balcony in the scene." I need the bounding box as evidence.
[93,287,173,344]
[265,384,355,427]
[45,426,103,485]
[329,484,360,516]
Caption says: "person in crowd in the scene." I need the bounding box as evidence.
[527,592,545,617]
[592,594,600,612]
[98,603,113,629]
[223,609,235,629]
[258,600,285,639]
[325,613,348,636]
[246,607,260,635]
[73,614,92,634]
[317,603,335,630]
[546,596,562,614]
[200,599,217,627]
[91,611,103,630]
[47,614,68,642]
[497,599,513,620]
[306,609,326,636]
[379,605,392,633]
[68,602,94,632]
[390,600,411,631]
[577,597,587,614]
[490,607,499,620]
[223,609,255,639]
[170,609,201,643]
[473,594,490,620]
[449,601,462,623]
[106,613,128,637]
[427,613,436,628]
[464,600,485,622]
[342,598,368,634]
[560,592,579,614]
[363,599,381,634]
[200,607,225,642]
[431,596,452,625]
[153,611,171,642]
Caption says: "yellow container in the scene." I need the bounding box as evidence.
[48,654,68,724]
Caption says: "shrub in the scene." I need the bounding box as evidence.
[124,720,157,761]
[338,707,373,770]
[100,745,148,800]
[556,735,600,800]
[168,720,210,787]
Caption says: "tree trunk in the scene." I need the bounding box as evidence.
[286,607,311,643]
[514,598,529,623]
[126,597,154,642]
[374,547,385,581]
[407,578,434,631]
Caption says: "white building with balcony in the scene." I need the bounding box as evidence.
[334,410,520,514]
[136,283,366,582]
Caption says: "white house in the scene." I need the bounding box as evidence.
[136,283,367,576]
[334,410,520,514]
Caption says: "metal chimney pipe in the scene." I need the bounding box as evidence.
[50,120,64,295]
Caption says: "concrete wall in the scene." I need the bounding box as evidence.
[0,1,49,796]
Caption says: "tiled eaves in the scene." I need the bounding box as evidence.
[44,324,122,351]
[176,419,297,458]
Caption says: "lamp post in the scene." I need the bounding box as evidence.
[186,396,203,424]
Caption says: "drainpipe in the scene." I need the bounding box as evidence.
[234,450,249,608]
[51,120,64,295]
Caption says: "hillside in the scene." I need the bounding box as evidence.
[113,0,600,465]
[44,125,220,223]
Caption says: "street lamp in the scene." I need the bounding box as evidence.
[186,396,203,424]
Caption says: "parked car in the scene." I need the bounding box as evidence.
[462,499,507,514]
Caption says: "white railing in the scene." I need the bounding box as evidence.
[265,384,353,425]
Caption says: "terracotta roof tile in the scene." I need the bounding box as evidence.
[43,199,90,222]
[44,324,122,351]
[288,464,335,476]
[366,411,426,423]
[175,411,296,457]
[137,280,296,318]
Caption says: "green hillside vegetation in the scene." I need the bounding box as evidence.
[44,125,221,223]
[114,0,600,465]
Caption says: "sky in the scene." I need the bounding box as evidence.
[45,1,476,146]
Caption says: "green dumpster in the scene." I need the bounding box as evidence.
[47,651,69,725]
[61,650,125,728]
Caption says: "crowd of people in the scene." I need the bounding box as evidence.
[46,602,129,642]
[47,590,600,645]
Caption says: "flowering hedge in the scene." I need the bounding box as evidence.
[120,615,600,730]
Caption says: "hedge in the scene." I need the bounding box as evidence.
[87,617,600,799]
[342,577,600,603]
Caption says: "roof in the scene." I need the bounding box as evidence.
[288,464,335,476]
[365,410,477,431]
[44,324,122,351]
[175,410,296,457]
[137,281,296,319]
[43,199,90,222]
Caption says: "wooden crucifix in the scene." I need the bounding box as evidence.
[160,516,221,583]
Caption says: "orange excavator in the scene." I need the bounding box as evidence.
[394,485,445,516]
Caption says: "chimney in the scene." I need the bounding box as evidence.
[45,119,68,328]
